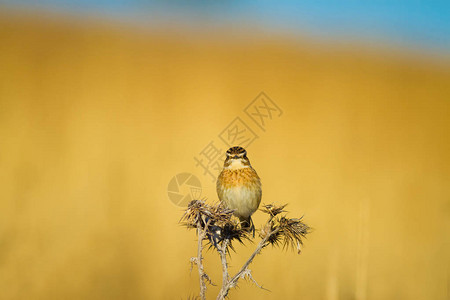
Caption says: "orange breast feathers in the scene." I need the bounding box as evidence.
[216,167,262,221]
[217,167,261,188]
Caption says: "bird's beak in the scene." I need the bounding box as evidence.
[233,155,239,159]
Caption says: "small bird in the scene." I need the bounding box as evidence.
[216,146,262,233]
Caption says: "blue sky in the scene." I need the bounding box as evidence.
[2,1,449,52]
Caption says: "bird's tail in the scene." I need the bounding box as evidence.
[239,216,255,237]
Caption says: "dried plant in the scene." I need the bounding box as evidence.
[180,200,311,299]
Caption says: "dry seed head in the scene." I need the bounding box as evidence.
[278,216,310,254]
[260,203,288,218]
[180,200,251,251]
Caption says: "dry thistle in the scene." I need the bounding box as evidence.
[260,203,310,254]
[259,203,287,218]
[277,216,310,254]
[181,200,251,252]
[259,220,280,245]
[209,220,252,252]
[181,200,311,300]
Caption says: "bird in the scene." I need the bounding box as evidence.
[216,146,262,234]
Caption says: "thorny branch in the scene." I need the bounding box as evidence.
[196,219,212,300]
[216,226,278,300]
[217,239,229,296]
[181,201,310,299]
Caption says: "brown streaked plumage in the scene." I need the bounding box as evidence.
[216,146,262,233]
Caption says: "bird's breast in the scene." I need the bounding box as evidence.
[217,167,260,188]
[216,167,262,219]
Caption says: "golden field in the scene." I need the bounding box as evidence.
[0,12,449,300]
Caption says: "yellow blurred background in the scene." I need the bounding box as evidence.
[0,10,449,300]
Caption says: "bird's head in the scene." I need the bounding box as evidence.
[224,146,251,169]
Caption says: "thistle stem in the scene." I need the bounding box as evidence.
[217,239,229,298]
[196,219,211,300]
[217,227,280,300]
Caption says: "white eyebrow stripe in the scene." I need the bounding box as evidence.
[229,152,245,157]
